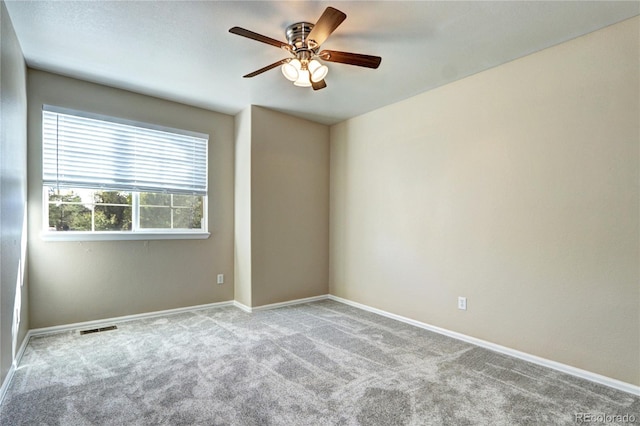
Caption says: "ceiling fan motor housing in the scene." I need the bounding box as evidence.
[286,22,317,52]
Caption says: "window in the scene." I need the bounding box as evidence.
[42,105,209,240]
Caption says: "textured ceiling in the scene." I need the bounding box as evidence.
[4,1,639,125]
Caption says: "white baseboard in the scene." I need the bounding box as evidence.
[328,295,640,396]
[25,295,330,338]
[250,295,329,312]
[233,301,252,313]
[0,366,15,406]
[28,300,235,337]
[0,331,31,406]
[234,295,329,313]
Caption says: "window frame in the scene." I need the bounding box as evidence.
[41,106,210,242]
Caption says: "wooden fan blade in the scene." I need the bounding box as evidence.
[243,59,289,78]
[229,27,290,50]
[319,50,382,69]
[307,7,347,47]
[312,79,327,91]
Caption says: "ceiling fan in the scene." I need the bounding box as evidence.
[229,6,382,90]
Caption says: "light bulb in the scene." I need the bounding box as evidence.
[293,70,312,87]
[282,59,301,82]
[308,59,328,83]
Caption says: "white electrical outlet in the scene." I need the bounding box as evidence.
[217,274,224,284]
[458,296,467,310]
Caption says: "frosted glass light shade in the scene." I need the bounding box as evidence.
[308,59,328,82]
[293,70,312,87]
[282,59,301,82]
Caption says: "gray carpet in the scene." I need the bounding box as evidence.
[1,300,638,425]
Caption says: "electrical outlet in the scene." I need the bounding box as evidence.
[458,296,467,310]
[217,274,224,285]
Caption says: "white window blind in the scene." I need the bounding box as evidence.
[42,105,208,196]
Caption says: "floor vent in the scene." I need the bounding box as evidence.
[79,325,118,335]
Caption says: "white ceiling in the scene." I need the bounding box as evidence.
[5,1,639,125]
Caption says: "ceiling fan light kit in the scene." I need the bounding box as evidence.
[308,60,329,82]
[294,68,312,87]
[282,58,328,85]
[281,59,301,81]
[229,7,381,91]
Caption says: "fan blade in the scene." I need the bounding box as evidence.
[307,7,347,47]
[319,50,382,69]
[229,27,290,50]
[243,59,289,78]
[312,79,327,91]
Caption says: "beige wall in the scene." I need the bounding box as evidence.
[330,17,639,385]
[27,70,235,328]
[0,0,29,382]
[234,106,329,308]
[251,106,330,306]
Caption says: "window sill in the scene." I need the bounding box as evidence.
[41,231,210,242]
